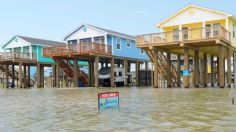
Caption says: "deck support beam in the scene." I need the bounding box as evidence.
[219,45,225,88]
[94,56,99,88]
[154,50,158,88]
[203,53,208,87]
[19,62,23,88]
[211,55,214,87]
[194,51,199,87]
[74,58,78,87]
[177,55,181,87]
[183,47,189,88]
[136,61,140,86]
[110,57,115,87]
[167,52,171,88]
[227,47,232,88]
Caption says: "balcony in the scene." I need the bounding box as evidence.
[0,52,37,62]
[136,26,231,47]
[43,42,112,58]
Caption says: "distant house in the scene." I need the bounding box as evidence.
[2,35,65,63]
[64,24,149,61]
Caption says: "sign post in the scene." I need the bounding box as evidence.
[98,92,119,110]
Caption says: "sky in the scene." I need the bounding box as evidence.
[0,0,236,46]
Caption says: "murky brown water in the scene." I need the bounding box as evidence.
[0,87,235,131]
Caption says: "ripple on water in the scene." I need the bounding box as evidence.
[0,87,235,131]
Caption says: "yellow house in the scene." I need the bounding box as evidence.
[136,4,236,88]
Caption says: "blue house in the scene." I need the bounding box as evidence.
[64,24,149,61]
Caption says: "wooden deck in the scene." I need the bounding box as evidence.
[136,26,231,49]
[0,52,37,64]
[43,42,112,59]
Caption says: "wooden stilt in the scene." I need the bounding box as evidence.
[56,62,60,88]
[177,54,181,87]
[12,65,15,88]
[136,61,140,86]
[211,55,214,87]
[145,62,148,86]
[167,52,171,87]
[19,62,23,88]
[219,45,225,88]
[183,47,189,88]
[203,53,208,87]
[110,57,115,87]
[23,65,27,88]
[5,65,9,88]
[94,56,99,88]
[74,58,78,87]
[227,47,232,88]
[124,59,128,86]
[234,52,236,87]
[194,51,199,87]
[154,50,158,88]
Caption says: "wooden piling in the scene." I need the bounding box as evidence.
[183,47,189,88]
[194,51,199,87]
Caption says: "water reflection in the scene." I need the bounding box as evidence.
[0,87,235,131]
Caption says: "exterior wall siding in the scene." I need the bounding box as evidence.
[108,35,149,60]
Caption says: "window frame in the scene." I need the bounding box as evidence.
[126,40,131,48]
[116,37,121,50]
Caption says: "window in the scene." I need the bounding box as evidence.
[94,36,105,44]
[213,23,220,36]
[141,49,144,54]
[126,40,131,48]
[114,72,117,77]
[233,24,235,38]
[172,28,179,41]
[182,27,188,40]
[205,24,211,37]
[116,38,121,50]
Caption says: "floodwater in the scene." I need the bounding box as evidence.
[0,87,235,132]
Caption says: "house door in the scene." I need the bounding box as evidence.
[213,23,220,37]
[173,28,179,41]
[205,24,211,38]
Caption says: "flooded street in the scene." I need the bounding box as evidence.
[0,87,235,131]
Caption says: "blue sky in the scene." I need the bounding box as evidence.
[0,0,235,45]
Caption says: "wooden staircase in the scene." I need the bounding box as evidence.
[0,65,34,88]
[144,49,178,86]
[55,59,88,87]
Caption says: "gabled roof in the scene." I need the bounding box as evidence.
[64,23,135,40]
[156,4,235,28]
[2,35,65,48]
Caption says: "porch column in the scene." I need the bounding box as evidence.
[219,45,225,88]
[211,55,214,87]
[177,54,181,87]
[145,62,148,86]
[167,52,171,88]
[179,25,182,41]
[110,57,115,87]
[5,65,9,88]
[203,53,208,87]
[227,47,232,87]
[136,61,140,86]
[183,47,189,88]
[19,62,23,88]
[94,56,99,88]
[124,59,128,86]
[154,50,158,88]
[194,51,199,87]
[74,58,78,87]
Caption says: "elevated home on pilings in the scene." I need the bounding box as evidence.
[136,4,236,88]
[43,24,150,88]
[1,35,66,88]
